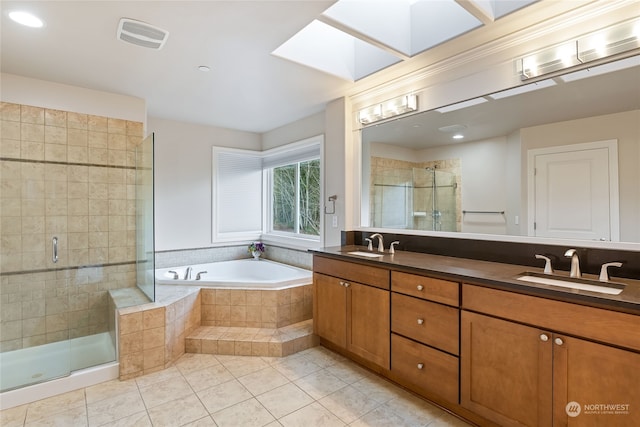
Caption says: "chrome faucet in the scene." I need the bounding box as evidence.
[535,254,554,274]
[389,241,400,254]
[184,266,192,280]
[365,238,373,251]
[599,262,623,282]
[564,249,581,278]
[370,233,384,252]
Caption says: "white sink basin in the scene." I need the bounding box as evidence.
[347,251,384,258]
[516,273,625,295]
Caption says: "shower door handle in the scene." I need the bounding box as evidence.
[52,237,58,263]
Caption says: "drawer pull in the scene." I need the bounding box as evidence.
[416,285,424,291]
[344,282,350,288]
[540,334,549,342]
[554,337,564,346]
[417,363,424,370]
[417,318,424,325]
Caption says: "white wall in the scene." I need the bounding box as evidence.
[324,98,351,246]
[149,117,261,251]
[1,73,145,124]
[262,112,324,151]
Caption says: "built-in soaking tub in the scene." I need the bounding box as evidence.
[156,259,313,329]
[156,259,312,290]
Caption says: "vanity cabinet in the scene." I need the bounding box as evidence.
[461,284,640,427]
[390,271,460,403]
[313,256,390,369]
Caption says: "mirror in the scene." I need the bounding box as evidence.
[360,55,640,243]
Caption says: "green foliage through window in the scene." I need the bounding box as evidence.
[272,159,320,236]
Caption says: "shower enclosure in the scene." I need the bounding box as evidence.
[371,166,458,231]
[0,103,154,395]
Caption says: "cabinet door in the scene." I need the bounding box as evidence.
[461,311,552,427]
[314,273,347,348]
[348,281,390,368]
[553,335,640,427]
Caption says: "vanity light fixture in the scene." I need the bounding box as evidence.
[518,18,640,80]
[358,94,417,124]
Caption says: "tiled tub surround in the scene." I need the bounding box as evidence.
[200,285,313,328]
[0,102,144,352]
[114,283,314,380]
[155,244,313,271]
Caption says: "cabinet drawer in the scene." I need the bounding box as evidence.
[314,255,389,290]
[391,334,459,403]
[391,271,459,306]
[392,293,459,355]
[463,284,640,352]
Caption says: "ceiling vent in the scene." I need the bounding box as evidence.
[117,18,169,50]
[438,124,467,133]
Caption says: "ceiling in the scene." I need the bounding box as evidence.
[2,0,541,134]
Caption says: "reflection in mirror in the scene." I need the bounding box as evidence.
[361,55,640,243]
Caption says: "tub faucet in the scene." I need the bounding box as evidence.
[184,266,192,280]
[564,249,581,278]
[370,233,384,252]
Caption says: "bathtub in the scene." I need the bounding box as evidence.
[155,259,312,290]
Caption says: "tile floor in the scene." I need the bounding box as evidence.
[1,346,474,427]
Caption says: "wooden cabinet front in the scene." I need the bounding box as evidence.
[461,311,552,427]
[391,334,459,403]
[462,287,640,427]
[312,257,390,370]
[391,271,459,306]
[314,272,347,347]
[553,335,640,427]
[391,293,459,355]
[349,282,390,368]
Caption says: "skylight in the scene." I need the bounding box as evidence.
[271,0,540,81]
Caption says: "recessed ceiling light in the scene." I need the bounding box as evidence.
[9,11,44,28]
[197,65,211,72]
[452,134,464,140]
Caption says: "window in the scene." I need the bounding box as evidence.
[212,135,323,245]
[265,136,322,243]
[271,158,321,237]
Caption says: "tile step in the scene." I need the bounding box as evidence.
[185,319,318,357]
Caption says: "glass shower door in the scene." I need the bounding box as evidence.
[136,133,155,302]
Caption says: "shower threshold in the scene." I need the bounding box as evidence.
[0,332,116,393]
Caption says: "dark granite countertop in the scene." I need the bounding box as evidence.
[311,245,640,315]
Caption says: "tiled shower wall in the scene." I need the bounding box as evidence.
[0,102,143,352]
[370,156,462,231]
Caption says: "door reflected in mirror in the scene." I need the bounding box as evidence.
[360,55,640,243]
